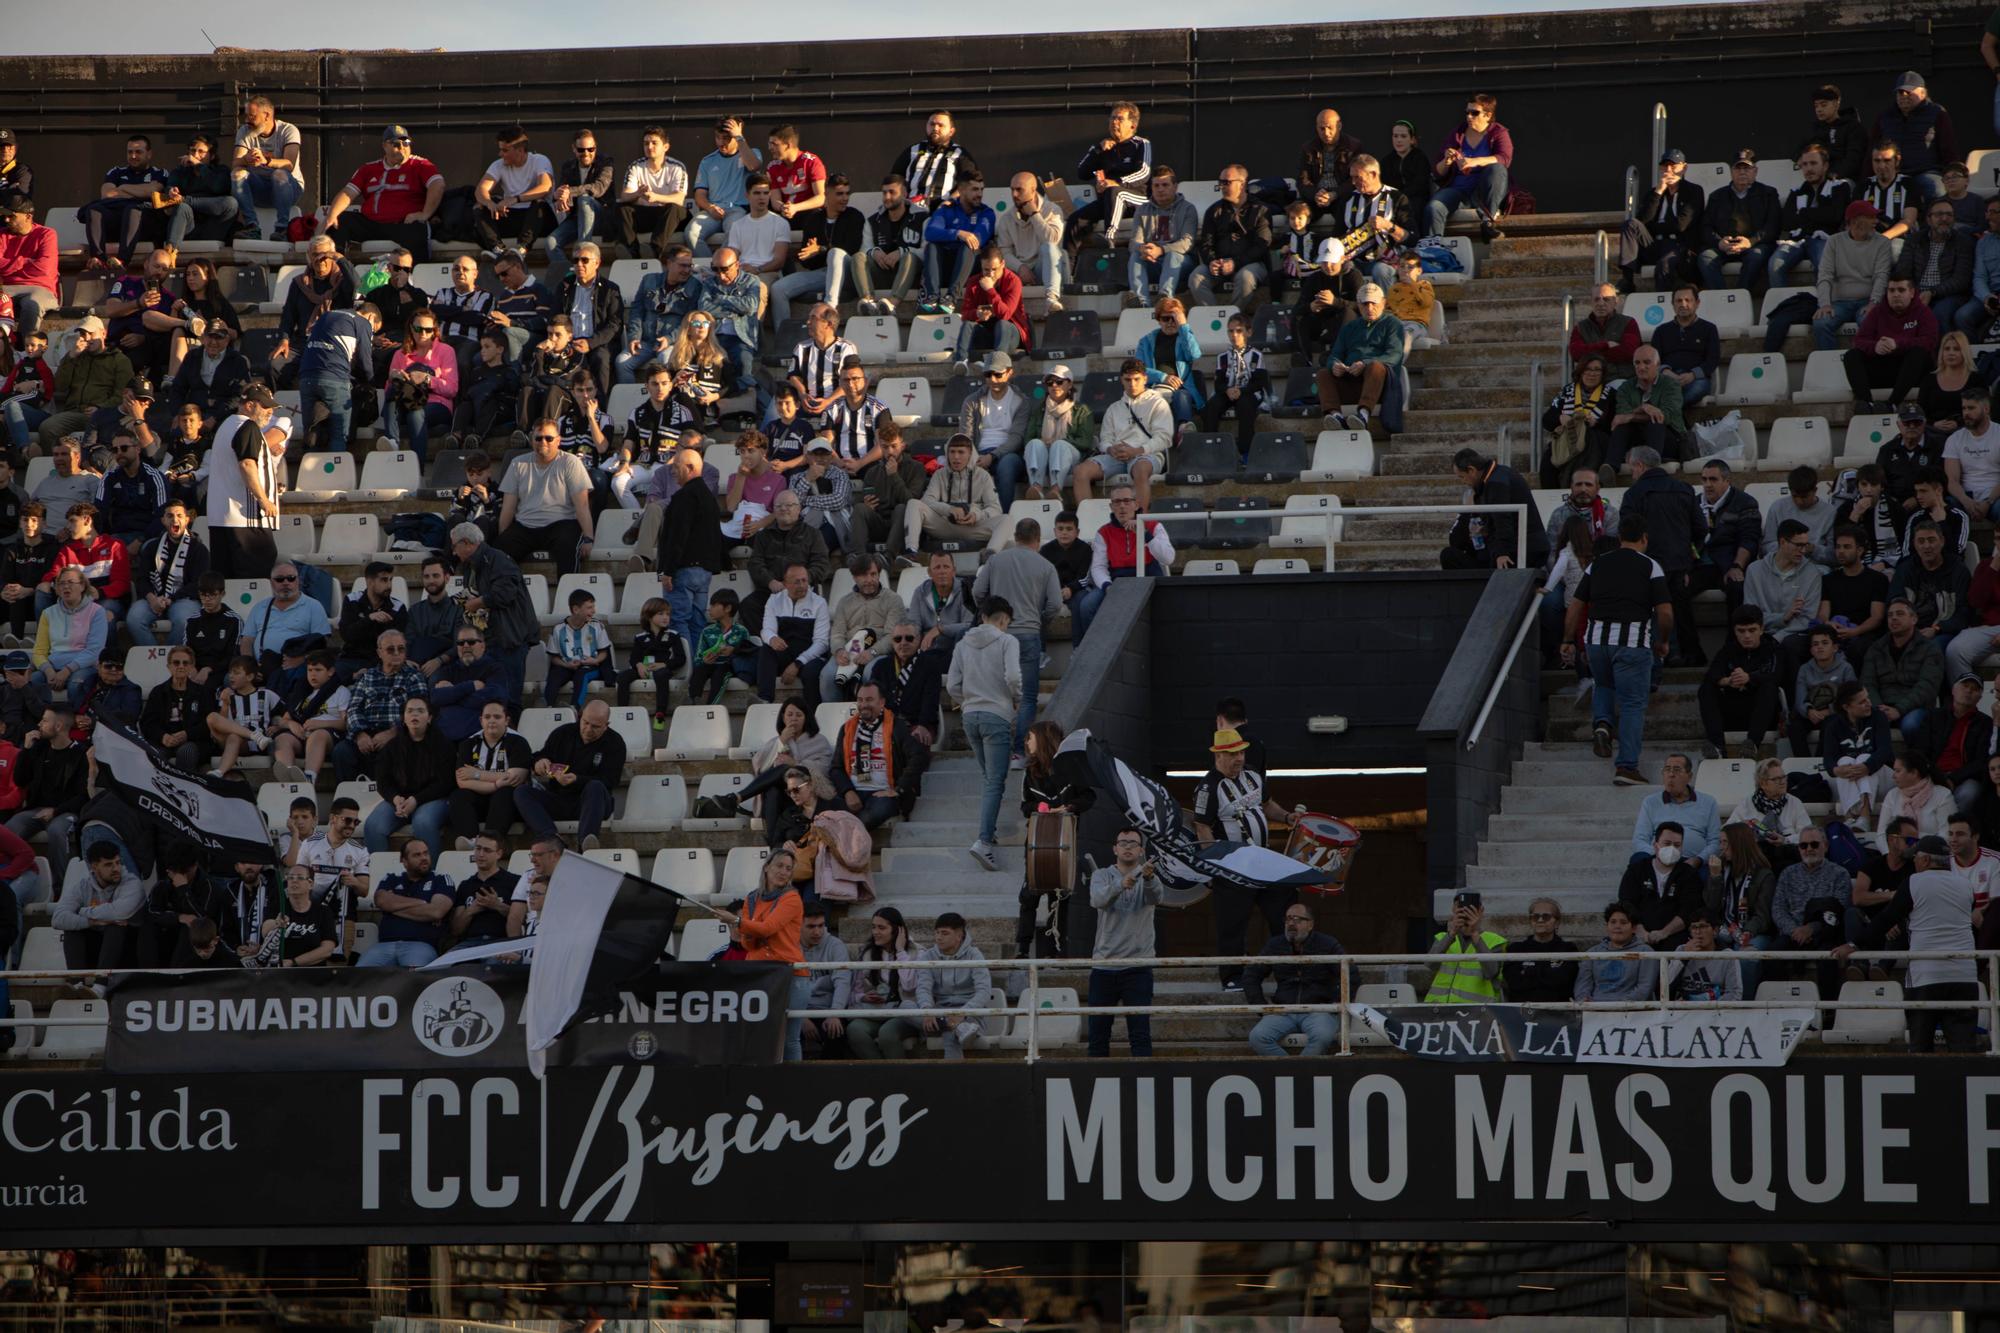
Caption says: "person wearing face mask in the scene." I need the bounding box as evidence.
[1616,821,1703,950]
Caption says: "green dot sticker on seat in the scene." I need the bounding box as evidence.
[932,328,946,342]
[1750,367,1764,378]
[1871,430,1885,443]
[1094,257,1109,271]
[321,461,337,473]
[237,592,255,606]
[1208,317,1224,332]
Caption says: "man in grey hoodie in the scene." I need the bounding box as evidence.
[1760,465,1837,566]
[1744,517,1825,660]
[915,911,992,1059]
[52,839,146,970]
[947,597,1022,871]
[973,518,1064,761]
[1126,166,1200,308]
[1573,900,1659,1004]
[1087,827,1165,1057]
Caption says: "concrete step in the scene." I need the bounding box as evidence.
[1401,406,1525,432]
[1480,254,1598,279]
[1498,784,1659,816]
[1491,235,1600,259]
[1464,861,1626,891]
[1476,838,1635,868]
[881,844,1028,873]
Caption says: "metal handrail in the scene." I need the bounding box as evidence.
[1592,230,1609,288]
[1528,357,1544,476]
[1624,166,1640,218]
[1650,102,1669,177]
[1464,592,1540,753]
[1495,421,1512,471]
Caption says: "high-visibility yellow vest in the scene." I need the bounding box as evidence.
[1426,930,1509,1003]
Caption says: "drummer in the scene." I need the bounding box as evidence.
[1195,727,1295,993]
[1016,720,1096,957]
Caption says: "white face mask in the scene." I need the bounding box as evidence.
[1656,844,1682,865]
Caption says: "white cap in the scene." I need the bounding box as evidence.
[1315,237,1346,265]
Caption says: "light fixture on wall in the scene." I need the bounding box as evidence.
[1307,715,1349,734]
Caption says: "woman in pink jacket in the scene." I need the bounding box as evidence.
[384,309,459,463]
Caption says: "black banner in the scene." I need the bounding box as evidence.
[5,1060,2000,1243]
[106,964,789,1073]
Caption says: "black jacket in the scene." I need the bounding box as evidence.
[133,531,210,602]
[460,542,537,652]
[1698,485,1762,571]
[144,869,241,950]
[553,274,625,352]
[1616,858,1704,947]
[1799,107,1869,184]
[1876,437,1943,507]
[1917,705,1995,787]
[867,649,945,733]
[166,347,251,421]
[1702,634,1783,693]
[1447,461,1548,566]
[1700,181,1782,249]
[1623,467,1707,574]
[17,737,86,814]
[657,477,725,575]
[1243,930,1344,1006]
[339,591,408,664]
[376,726,456,806]
[1382,147,1434,217]
[1778,178,1853,243]
[1636,182,1705,241]
[1894,227,1977,299]
[1501,936,1580,1003]
[1196,199,1273,269]
[1297,134,1364,202]
[1019,747,1097,819]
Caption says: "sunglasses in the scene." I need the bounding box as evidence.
[688,320,712,328]
[1530,912,1557,922]
[391,265,413,274]
[984,371,1006,380]
[890,634,915,642]
[383,645,408,653]
[533,434,560,442]
[456,638,482,646]
[1799,841,1826,849]
[270,574,297,583]
[411,325,436,333]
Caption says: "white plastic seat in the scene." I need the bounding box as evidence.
[409,261,456,292]
[221,579,267,618]
[874,375,933,427]
[676,917,730,961]
[661,705,732,760]
[1765,416,1831,468]
[275,514,317,559]
[1185,305,1238,344]
[123,645,173,692]
[365,850,405,889]
[19,926,64,974]
[841,315,902,362]
[608,705,654,760]
[1252,556,1312,575]
[548,572,618,626]
[608,257,661,304]
[898,313,960,363]
[1822,980,1905,1045]
[1754,285,1818,336]
[1304,430,1372,481]
[706,443,739,476]
[606,383,646,424]
[1426,235,1476,285]
[894,565,929,604]
[257,781,319,834]
[5,998,37,1057]
[1273,493,1344,547]
[293,451,357,495]
[1182,559,1239,576]
[1756,979,1823,1030]
[583,847,642,875]
[519,574,553,622]
[516,707,573,752]
[996,986,1080,1049]
[1076,498,1111,532]
[331,779,381,827]
[1696,756,1759,811]
[1623,290,1673,331]
[826,567,857,608]
[349,920,380,956]
[318,513,381,559]
[1718,352,1790,405]
[815,702,857,737]
[1349,983,1419,1047]
[35,998,106,1060]
[651,847,718,898]
[720,845,773,898]
[1841,414,1897,466]
[1697,288,1755,336]
[732,702,783,759]
[434,852,474,883]
[356,450,421,496]
[614,774,687,832]
[685,772,753,830]
[21,457,52,495]
[267,264,304,314]
[1793,349,1856,406]
[610,571,662,627]
[1110,308,1155,355]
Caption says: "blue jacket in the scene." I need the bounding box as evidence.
[922,201,996,250]
[697,270,763,351]
[1972,233,2000,306]
[430,653,509,741]
[1133,325,1206,410]
[1630,787,1720,861]
[629,271,699,351]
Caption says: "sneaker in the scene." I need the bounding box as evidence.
[1009,752,1025,770]
[1355,407,1370,428]
[1221,977,1244,992]
[1045,294,1064,313]
[581,833,601,852]
[1597,465,1617,490]
[268,227,290,242]
[480,248,499,262]
[510,430,529,447]
[1702,742,1722,760]
[1612,767,1646,786]
[624,554,649,575]
[968,841,1000,872]
[455,836,474,851]
[1591,722,1612,758]
[1323,410,1349,430]
[1121,290,1145,309]
[951,359,971,375]
[245,727,269,751]
[893,550,924,570]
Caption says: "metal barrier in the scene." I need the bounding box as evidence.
[10,948,1998,1065]
[1464,593,1541,752]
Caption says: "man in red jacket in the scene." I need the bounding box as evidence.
[0,197,56,340]
[1843,275,1938,414]
[953,245,1029,368]
[1568,282,1641,367]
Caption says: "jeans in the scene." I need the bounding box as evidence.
[922,241,975,303]
[1086,966,1154,1056]
[125,596,201,647]
[784,972,815,1061]
[1695,244,1773,291]
[7,811,76,893]
[1946,623,2000,680]
[1766,234,1828,289]
[515,778,615,844]
[386,401,451,464]
[855,249,922,305]
[664,566,711,651]
[1025,438,1081,489]
[955,318,1022,365]
[977,452,1025,512]
[363,797,449,855]
[1,287,45,338]
[963,708,1012,847]
[1678,371,1711,406]
[1127,250,1189,303]
[1011,245,1067,300]
[1009,629,1042,754]
[546,195,601,262]
[1423,163,1510,235]
[1249,1011,1341,1056]
[231,169,302,234]
[1811,298,1868,351]
[1187,261,1269,307]
[301,374,353,452]
[1587,642,1654,769]
[770,268,830,324]
[686,207,745,257]
[359,939,440,968]
[1895,706,1929,742]
[166,195,241,246]
[3,399,47,450]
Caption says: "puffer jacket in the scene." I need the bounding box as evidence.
[51,347,134,413]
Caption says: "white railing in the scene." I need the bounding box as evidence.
[12,947,1998,1064]
[1154,502,1531,569]
[1464,591,1541,752]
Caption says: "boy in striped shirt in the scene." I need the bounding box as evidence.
[544,588,612,709]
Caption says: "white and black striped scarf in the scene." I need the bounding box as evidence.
[152,531,193,599]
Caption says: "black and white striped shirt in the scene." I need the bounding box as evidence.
[790,336,861,407]
[1573,547,1670,648]
[823,393,887,463]
[1860,175,1912,229]
[1217,346,1265,396]
[1194,767,1269,846]
[891,141,974,208]
[1340,186,1405,256]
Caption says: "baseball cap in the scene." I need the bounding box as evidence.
[1958,671,1983,687]
[1895,70,1926,92]
[1732,148,1759,166]
[240,384,277,409]
[1844,200,1880,222]
[74,315,105,334]
[1043,363,1074,382]
[1915,834,1951,857]
[1898,402,1927,422]
[981,351,1012,373]
[0,195,31,218]
[0,130,15,147]
[1659,148,1687,166]
[805,436,834,453]
[1315,237,1345,265]
[382,124,412,142]
[127,376,155,399]
[1,652,29,672]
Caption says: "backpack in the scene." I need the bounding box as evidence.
[1821,819,1868,875]
[1413,243,1464,274]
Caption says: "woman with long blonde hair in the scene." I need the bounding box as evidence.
[665,313,729,424]
[1919,329,1975,442]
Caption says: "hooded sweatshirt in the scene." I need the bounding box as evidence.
[945,621,1022,720]
[915,936,991,1010]
[1572,937,1658,1002]
[1742,555,1823,639]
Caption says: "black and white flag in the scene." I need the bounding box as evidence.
[1059,729,1336,893]
[523,852,688,1076]
[90,723,276,868]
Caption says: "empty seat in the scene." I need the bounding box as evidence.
[607,257,661,304]
[1755,979,1823,1030]
[610,571,662,627]
[221,579,267,616]
[1841,414,1897,464]
[1274,493,1344,547]
[933,372,978,423]
[1182,559,1240,576]
[1110,308,1155,355]
[1244,431,1309,479]
[1697,288,1755,335]
[1696,756,1759,811]
[275,514,317,558]
[842,315,902,362]
[1037,310,1104,358]
[1271,366,1320,418]
[676,917,730,961]
[652,847,718,898]
[1822,980,1905,1045]
[721,845,773,898]
[318,513,380,559]
[661,705,732,760]
[1077,371,1121,419]
[826,568,856,607]
[1149,496,1207,548]
[1349,983,1418,1046]
[35,998,106,1061]
[874,375,933,426]
[1185,305,1239,343]
[1253,556,1313,575]
[617,774,688,831]
[1765,416,1832,468]
[1718,353,1789,405]
[996,986,1080,1049]
[760,318,808,367]
[124,645,173,692]
[816,701,857,737]
[19,926,64,974]
[732,702,783,759]
[901,313,961,362]
[516,707,574,752]
[583,847,643,875]
[292,451,357,494]
[1793,349,1856,405]
[1305,429,1373,481]
[1167,432,1239,483]
[357,450,421,495]
[1249,303,1294,352]
[606,705,655,759]
[1206,496,1274,548]
[225,265,273,308]
[1070,248,1128,292]
[1623,291,1673,329]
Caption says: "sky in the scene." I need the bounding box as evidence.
[13,0,1700,54]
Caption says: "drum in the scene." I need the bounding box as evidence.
[1026,811,1078,897]
[1284,812,1362,895]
